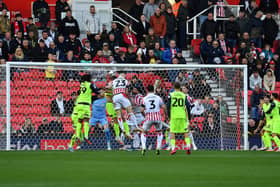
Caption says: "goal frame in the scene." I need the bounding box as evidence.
[4,62,249,151]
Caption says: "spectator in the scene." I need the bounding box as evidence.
[172,0,182,18]
[193,69,204,86]
[155,85,168,103]
[108,33,119,52]
[236,10,250,35]
[55,0,71,25]
[134,14,150,43]
[217,33,231,55]
[48,22,59,41]
[217,95,229,119]
[254,60,265,78]
[80,40,95,60]
[250,85,265,120]
[55,34,67,58]
[271,53,280,81]
[130,75,145,94]
[0,9,10,36]
[129,0,145,21]
[136,41,148,62]
[33,0,50,29]
[27,31,37,48]
[60,10,80,38]
[100,24,109,42]
[197,0,215,26]
[65,32,82,56]
[177,0,190,49]
[207,40,225,64]
[49,116,64,133]
[248,11,264,48]
[39,30,53,48]
[163,7,177,46]
[108,23,123,45]
[80,52,92,63]
[143,0,158,22]
[145,49,160,64]
[200,12,218,39]
[203,95,213,112]
[168,58,180,82]
[159,2,167,13]
[102,42,112,59]
[31,39,48,62]
[37,118,50,135]
[259,0,279,14]
[175,50,186,64]
[0,0,8,11]
[248,118,258,136]
[149,8,166,48]
[202,112,221,138]
[62,50,79,80]
[248,0,260,18]
[200,34,213,63]
[0,39,8,60]
[10,31,23,54]
[175,72,187,85]
[199,78,212,98]
[17,118,36,136]
[11,47,28,62]
[3,31,11,53]
[65,92,77,115]
[51,91,66,116]
[249,70,262,90]
[162,40,178,64]
[239,32,251,47]
[91,34,103,52]
[145,28,159,49]
[125,46,138,63]
[21,39,33,60]
[153,42,163,60]
[45,52,56,80]
[122,26,137,47]
[92,50,109,64]
[84,5,101,43]
[263,69,275,91]
[210,102,221,122]
[236,41,250,59]
[191,99,205,117]
[263,12,278,47]
[11,13,27,37]
[26,17,38,41]
[224,15,240,49]
[116,51,126,63]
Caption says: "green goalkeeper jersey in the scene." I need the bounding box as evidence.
[76,81,92,105]
[169,91,187,119]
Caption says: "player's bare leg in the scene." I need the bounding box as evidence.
[156,130,163,155]
[169,133,177,155]
[102,124,111,150]
[184,132,191,155]
[83,118,92,145]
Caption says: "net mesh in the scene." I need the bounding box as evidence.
[1,63,245,150]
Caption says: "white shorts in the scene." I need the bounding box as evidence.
[142,120,165,131]
[113,93,131,110]
[135,113,145,126]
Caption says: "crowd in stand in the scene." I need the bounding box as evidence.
[1,0,280,136]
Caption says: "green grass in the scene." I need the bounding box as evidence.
[0,151,279,187]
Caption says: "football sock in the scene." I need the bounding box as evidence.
[189,132,196,148]
[156,133,163,150]
[133,132,140,148]
[165,131,170,144]
[141,133,147,150]
[105,128,111,144]
[272,135,280,148]
[70,134,76,147]
[171,139,176,150]
[83,121,90,140]
[123,122,130,136]
[117,117,124,131]
[76,122,82,140]
[261,135,266,148]
[185,137,191,149]
[113,123,120,137]
[264,131,272,149]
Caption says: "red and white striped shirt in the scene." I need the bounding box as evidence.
[143,93,164,121]
[112,77,128,95]
[217,0,225,17]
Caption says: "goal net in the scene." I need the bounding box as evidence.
[0,62,248,151]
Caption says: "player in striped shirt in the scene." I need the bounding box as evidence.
[140,85,169,155]
[127,85,145,149]
[109,72,138,139]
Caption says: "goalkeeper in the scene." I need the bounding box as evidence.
[167,82,192,155]
[69,74,99,152]
[270,93,280,152]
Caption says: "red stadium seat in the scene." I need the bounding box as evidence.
[29,81,42,89]
[275,82,280,89]
[95,81,106,88]
[55,81,68,88]
[41,81,54,89]
[13,72,20,81]
[164,82,173,90]
[125,73,138,80]
[68,81,80,88]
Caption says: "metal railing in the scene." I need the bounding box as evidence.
[187,5,243,39]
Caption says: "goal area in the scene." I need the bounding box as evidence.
[0,62,248,151]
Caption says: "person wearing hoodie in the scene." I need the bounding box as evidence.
[263,69,275,91]
[59,10,80,38]
[149,8,167,48]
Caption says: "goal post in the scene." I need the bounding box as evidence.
[2,62,248,151]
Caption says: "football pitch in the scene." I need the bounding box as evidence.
[0,151,279,187]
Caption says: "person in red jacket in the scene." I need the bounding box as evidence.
[122,26,137,47]
[92,50,110,64]
[149,8,166,48]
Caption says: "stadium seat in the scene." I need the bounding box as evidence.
[275,82,280,89]
[55,81,68,89]
[68,81,80,88]
[125,73,138,80]
[13,72,20,81]
[29,81,42,89]
[95,81,106,88]
[164,82,173,90]
[41,81,54,89]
